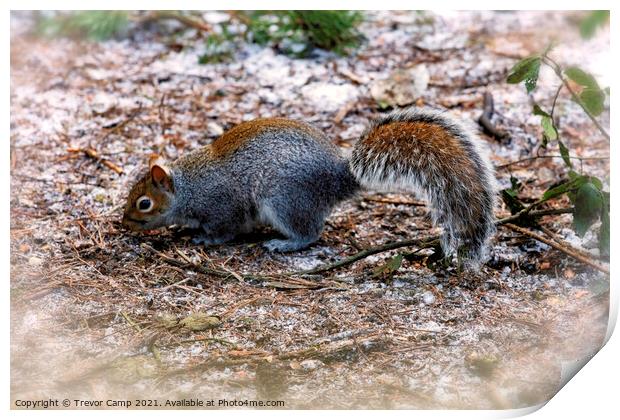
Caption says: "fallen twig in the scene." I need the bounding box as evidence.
[138,11,212,33]
[298,236,439,275]
[120,311,143,332]
[338,68,366,85]
[67,147,124,174]
[478,92,508,141]
[504,223,609,274]
[97,105,143,144]
[140,243,243,280]
[539,225,605,262]
[277,333,384,361]
[334,100,356,124]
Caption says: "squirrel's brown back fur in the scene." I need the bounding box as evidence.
[209,118,329,160]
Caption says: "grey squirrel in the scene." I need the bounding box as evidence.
[122,107,497,262]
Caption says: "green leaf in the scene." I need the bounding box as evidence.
[580,88,606,116]
[558,141,572,168]
[501,189,525,214]
[533,104,550,117]
[589,176,603,190]
[542,176,588,201]
[501,176,525,214]
[565,67,600,90]
[507,56,541,92]
[533,104,558,145]
[564,67,606,115]
[567,170,580,180]
[543,182,573,201]
[572,183,603,237]
[372,254,403,280]
[524,66,541,93]
[377,100,391,110]
[579,11,610,39]
[541,116,558,141]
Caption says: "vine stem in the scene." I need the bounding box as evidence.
[542,55,610,141]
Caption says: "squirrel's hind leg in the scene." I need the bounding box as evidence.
[192,223,237,247]
[192,232,236,247]
[258,197,327,252]
[263,238,317,252]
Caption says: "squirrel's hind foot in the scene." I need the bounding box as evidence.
[262,238,315,252]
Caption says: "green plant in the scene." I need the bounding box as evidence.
[33,11,365,60]
[36,11,130,40]
[198,30,235,64]
[242,10,364,56]
[506,47,610,257]
[579,10,610,40]
[33,11,212,41]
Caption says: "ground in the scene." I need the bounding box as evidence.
[10,11,610,409]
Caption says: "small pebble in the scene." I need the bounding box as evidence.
[300,359,323,370]
[421,290,436,305]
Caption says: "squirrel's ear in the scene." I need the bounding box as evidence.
[149,153,163,168]
[149,156,173,192]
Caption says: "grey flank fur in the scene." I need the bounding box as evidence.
[168,123,360,252]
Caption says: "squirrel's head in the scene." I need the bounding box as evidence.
[122,155,175,231]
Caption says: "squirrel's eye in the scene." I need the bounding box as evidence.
[136,196,153,213]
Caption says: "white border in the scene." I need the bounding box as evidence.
[4,2,618,419]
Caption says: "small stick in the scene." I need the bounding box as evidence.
[478,92,508,140]
[334,100,356,124]
[338,68,365,85]
[138,11,212,33]
[140,243,342,289]
[67,147,124,174]
[120,311,142,332]
[140,243,235,279]
[539,225,600,261]
[504,223,609,274]
[298,237,439,275]
[97,105,142,144]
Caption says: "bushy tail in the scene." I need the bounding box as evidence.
[349,107,497,263]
